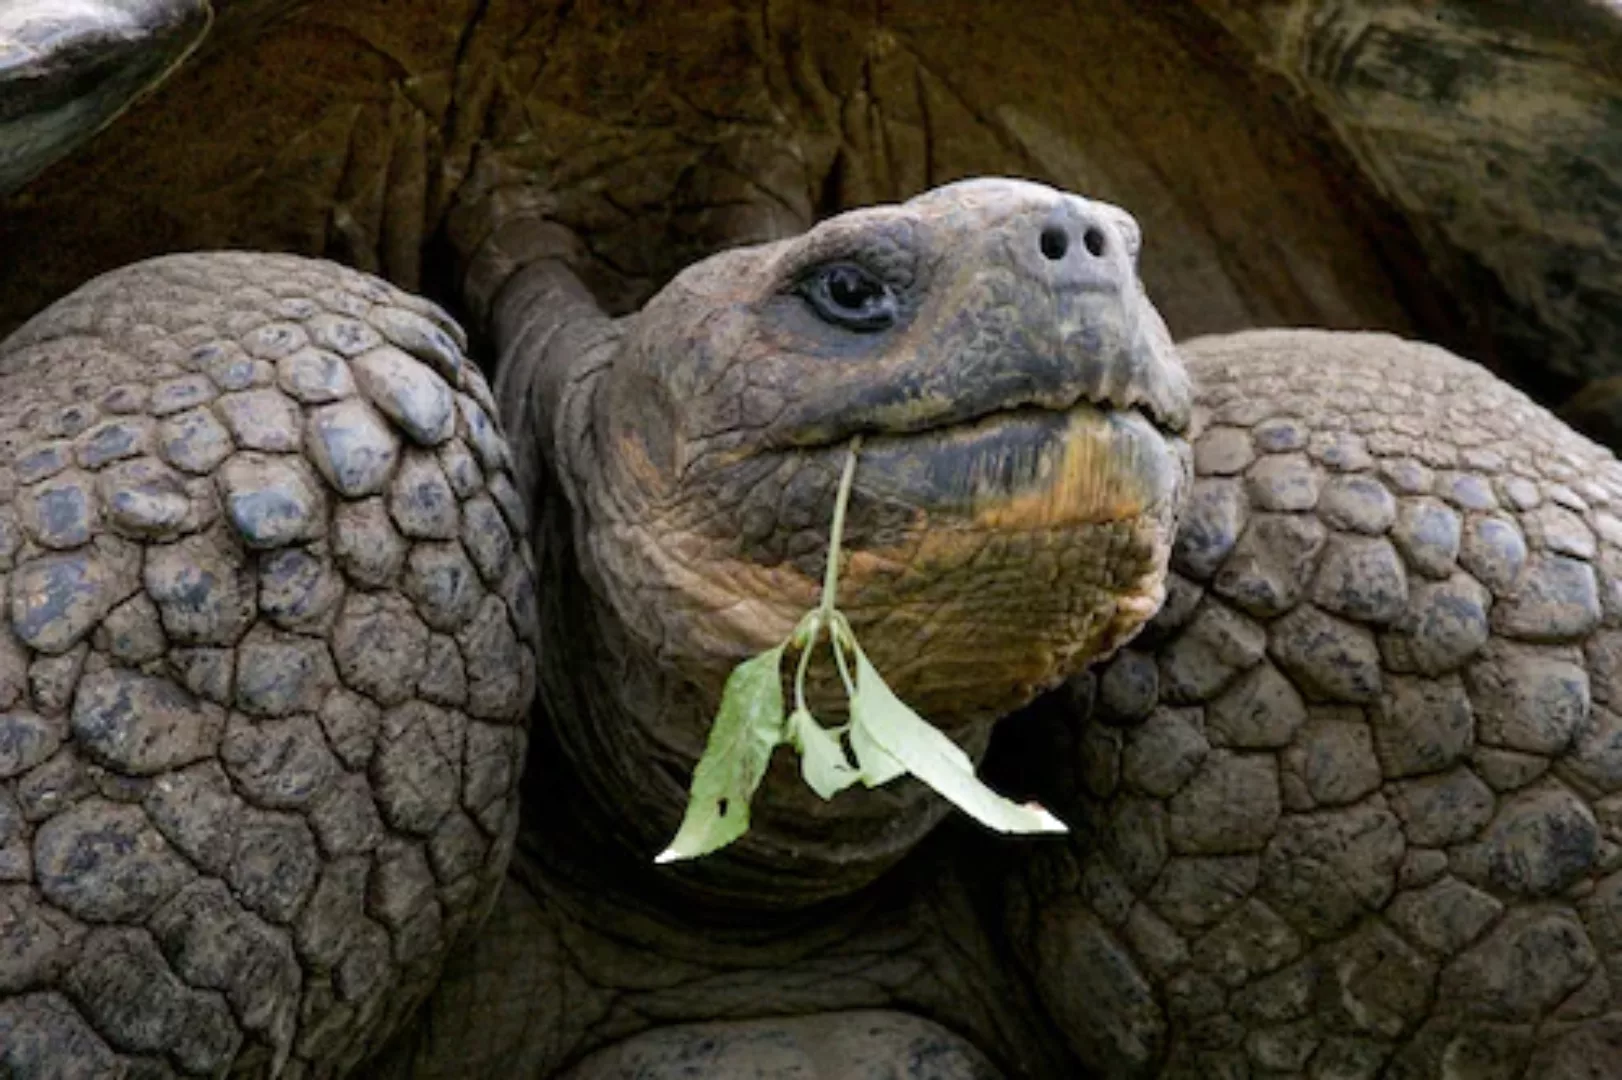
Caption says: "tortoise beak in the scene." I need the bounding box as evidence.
[1006,195,1191,436]
[1064,283,1192,436]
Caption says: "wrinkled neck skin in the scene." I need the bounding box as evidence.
[362,808,1077,1080]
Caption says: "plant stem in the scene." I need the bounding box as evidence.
[829,613,858,700]
[790,438,863,720]
[793,616,818,716]
[819,436,863,620]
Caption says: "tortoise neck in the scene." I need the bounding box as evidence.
[476,254,617,543]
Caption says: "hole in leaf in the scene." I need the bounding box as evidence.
[716,798,730,818]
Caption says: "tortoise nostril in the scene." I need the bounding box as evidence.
[1083,226,1107,258]
[1039,225,1069,262]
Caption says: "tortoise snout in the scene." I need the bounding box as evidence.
[1016,199,1141,296]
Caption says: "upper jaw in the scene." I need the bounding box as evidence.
[1051,283,1191,436]
[772,326,1192,456]
[1080,345,1192,436]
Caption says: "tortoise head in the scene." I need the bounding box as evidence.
[532,178,1191,902]
[589,178,1190,708]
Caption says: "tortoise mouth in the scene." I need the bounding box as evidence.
[825,399,1184,530]
[764,325,1192,467]
[780,373,1187,461]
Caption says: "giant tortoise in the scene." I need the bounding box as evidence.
[4,3,1622,1079]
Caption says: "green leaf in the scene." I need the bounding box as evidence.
[656,645,789,863]
[849,704,908,787]
[787,706,860,799]
[847,642,1067,835]
[826,620,903,787]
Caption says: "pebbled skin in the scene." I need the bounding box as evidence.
[1004,328,1622,1078]
[358,323,1622,1080]
[0,253,535,1079]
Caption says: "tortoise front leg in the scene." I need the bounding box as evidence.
[999,328,1622,1079]
[0,252,535,1079]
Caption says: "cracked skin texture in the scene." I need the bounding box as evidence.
[0,254,538,1078]
[994,330,1622,1079]
[0,178,1190,1077]
[364,247,1622,1077]
[9,175,1622,1080]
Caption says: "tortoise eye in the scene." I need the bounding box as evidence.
[799,262,898,332]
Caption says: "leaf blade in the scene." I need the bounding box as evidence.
[848,644,1066,834]
[656,645,789,863]
[849,706,908,787]
[787,706,860,799]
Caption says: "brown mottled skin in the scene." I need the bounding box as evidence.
[5,175,1622,1080]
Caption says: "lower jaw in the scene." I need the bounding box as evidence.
[560,531,1168,915]
[817,403,1181,709]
